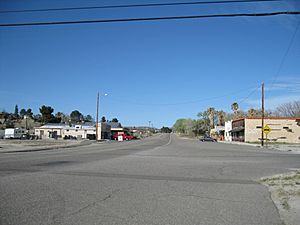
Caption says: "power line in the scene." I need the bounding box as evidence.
[269,19,300,90]
[106,84,260,106]
[238,85,261,105]
[1,11,299,27]
[0,0,280,14]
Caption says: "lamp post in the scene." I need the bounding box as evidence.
[24,115,28,130]
[261,82,264,147]
[95,92,108,141]
[96,92,99,141]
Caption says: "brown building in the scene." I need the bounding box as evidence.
[231,117,300,143]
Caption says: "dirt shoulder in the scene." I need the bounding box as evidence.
[261,170,300,225]
[0,139,92,153]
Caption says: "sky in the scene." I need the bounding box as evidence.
[0,0,299,128]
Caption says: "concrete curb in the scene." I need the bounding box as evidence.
[218,141,261,147]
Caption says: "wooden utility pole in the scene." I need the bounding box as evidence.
[261,82,264,147]
[96,92,99,141]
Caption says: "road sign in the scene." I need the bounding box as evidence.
[263,125,271,135]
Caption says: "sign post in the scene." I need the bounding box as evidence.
[263,125,271,147]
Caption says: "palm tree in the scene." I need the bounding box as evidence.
[231,102,239,113]
[217,110,225,126]
[248,108,256,117]
[207,107,215,129]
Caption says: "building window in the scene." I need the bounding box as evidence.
[256,126,262,129]
[66,129,69,132]
[283,127,289,129]
[76,129,78,132]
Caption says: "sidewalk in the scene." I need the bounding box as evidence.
[0,139,93,153]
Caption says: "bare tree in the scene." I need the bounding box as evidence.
[274,100,300,117]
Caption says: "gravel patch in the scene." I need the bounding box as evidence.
[0,139,92,153]
[261,170,300,225]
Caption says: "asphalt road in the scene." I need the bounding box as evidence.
[1,134,299,225]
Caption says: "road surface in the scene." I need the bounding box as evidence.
[1,134,299,225]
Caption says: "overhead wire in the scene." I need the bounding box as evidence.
[105,84,261,106]
[0,0,280,14]
[1,11,299,27]
[269,19,300,90]
[238,85,261,105]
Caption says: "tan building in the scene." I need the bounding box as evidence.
[231,117,300,143]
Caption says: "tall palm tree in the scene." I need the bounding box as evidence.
[231,102,239,114]
[207,107,215,129]
[217,110,225,126]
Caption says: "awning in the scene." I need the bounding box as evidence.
[230,127,244,133]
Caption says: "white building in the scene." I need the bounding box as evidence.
[225,120,232,141]
[63,124,97,140]
[34,123,111,140]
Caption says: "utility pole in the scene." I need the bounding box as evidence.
[261,82,264,147]
[96,92,99,141]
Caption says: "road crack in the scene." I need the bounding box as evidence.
[69,189,120,216]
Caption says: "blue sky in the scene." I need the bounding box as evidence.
[0,0,299,127]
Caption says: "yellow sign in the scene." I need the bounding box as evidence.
[263,125,271,135]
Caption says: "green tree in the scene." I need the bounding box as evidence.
[26,108,33,118]
[173,118,208,137]
[55,112,65,122]
[19,108,26,118]
[70,110,83,123]
[173,118,187,134]
[33,114,42,122]
[161,127,172,133]
[192,119,208,136]
[101,116,106,122]
[85,115,93,122]
[14,105,19,117]
[39,105,54,123]
[112,118,119,123]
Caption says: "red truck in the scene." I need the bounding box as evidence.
[113,133,135,141]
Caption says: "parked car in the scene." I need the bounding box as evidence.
[199,136,217,142]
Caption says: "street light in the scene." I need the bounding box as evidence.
[96,93,108,141]
[24,115,28,130]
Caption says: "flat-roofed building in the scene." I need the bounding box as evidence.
[231,117,300,143]
[34,123,65,139]
[35,123,111,140]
